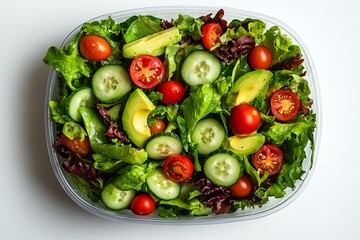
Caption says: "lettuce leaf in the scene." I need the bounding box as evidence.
[220,18,266,45]
[92,143,148,165]
[176,14,204,40]
[43,32,91,90]
[261,26,302,65]
[123,16,162,43]
[111,162,159,191]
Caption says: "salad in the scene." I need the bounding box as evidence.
[44,9,316,218]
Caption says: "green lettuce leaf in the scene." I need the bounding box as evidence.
[123,16,162,43]
[48,100,72,124]
[43,33,91,90]
[220,18,266,44]
[92,153,124,172]
[92,143,148,165]
[261,26,301,65]
[111,162,159,191]
[176,14,204,40]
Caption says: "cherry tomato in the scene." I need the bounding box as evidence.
[253,144,283,176]
[157,80,186,104]
[248,45,272,70]
[270,89,301,121]
[202,23,223,50]
[229,104,261,135]
[149,118,166,135]
[163,155,194,182]
[79,35,111,61]
[229,175,253,198]
[130,194,156,215]
[129,55,165,89]
[59,134,90,157]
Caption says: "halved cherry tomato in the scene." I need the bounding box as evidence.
[149,118,166,135]
[270,89,301,121]
[59,134,90,157]
[129,55,165,89]
[253,144,283,176]
[157,80,186,104]
[229,104,261,135]
[79,35,111,61]
[163,155,194,182]
[202,23,223,50]
[130,194,156,215]
[229,175,253,198]
[248,45,272,70]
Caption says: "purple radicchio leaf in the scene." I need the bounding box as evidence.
[195,178,233,214]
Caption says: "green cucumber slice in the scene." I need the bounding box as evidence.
[181,50,221,86]
[92,65,131,103]
[67,87,96,122]
[203,150,243,187]
[146,168,181,200]
[101,183,136,210]
[145,133,183,160]
[191,118,226,155]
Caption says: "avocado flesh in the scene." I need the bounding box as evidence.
[226,69,272,109]
[224,133,265,155]
[122,89,155,148]
[122,27,181,59]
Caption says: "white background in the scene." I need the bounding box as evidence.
[1,0,359,239]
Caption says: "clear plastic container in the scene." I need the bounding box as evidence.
[44,6,321,224]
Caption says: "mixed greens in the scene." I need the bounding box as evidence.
[44,9,316,218]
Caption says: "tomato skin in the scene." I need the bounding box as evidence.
[229,175,253,198]
[130,194,156,215]
[248,45,272,70]
[253,144,283,176]
[270,89,301,121]
[157,80,186,104]
[79,35,111,61]
[149,118,166,135]
[59,134,90,157]
[202,23,223,50]
[163,155,194,182]
[129,55,165,89]
[229,104,261,135]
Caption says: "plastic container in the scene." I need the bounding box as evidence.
[44,6,321,224]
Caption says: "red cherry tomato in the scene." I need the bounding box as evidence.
[59,134,90,157]
[248,45,272,70]
[229,104,261,135]
[130,194,156,215]
[163,155,194,182]
[149,118,166,135]
[79,35,112,61]
[202,23,223,50]
[157,80,186,104]
[270,89,301,121]
[129,55,165,89]
[229,175,253,198]
[253,144,283,176]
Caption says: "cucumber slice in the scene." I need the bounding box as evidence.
[181,50,221,86]
[146,168,181,200]
[191,118,225,155]
[203,150,243,187]
[92,65,131,103]
[101,183,136,210]
[145,133,183,160]
[67,88,96,122]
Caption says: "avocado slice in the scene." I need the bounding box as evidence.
[122,89,155,148]
[226,70,272,109]
[224,133,265,155]
[122,27,181,59]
